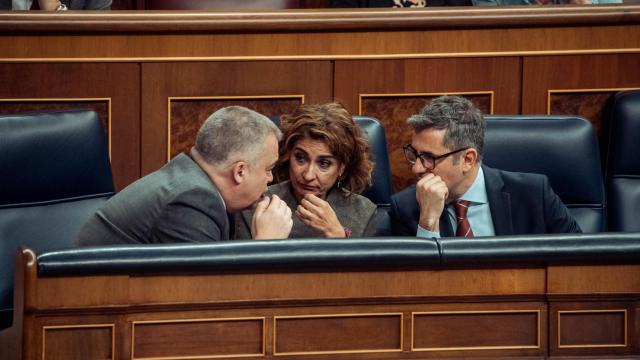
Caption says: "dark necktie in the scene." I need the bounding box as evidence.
[454,200,474,237]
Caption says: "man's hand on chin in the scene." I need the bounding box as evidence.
[416,173,448,232]
[251,195,293,240]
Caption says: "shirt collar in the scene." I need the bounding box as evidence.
[458,166,488,205]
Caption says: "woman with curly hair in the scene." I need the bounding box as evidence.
[235,103,376,239]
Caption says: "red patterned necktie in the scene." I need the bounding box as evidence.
[454,200,474,237]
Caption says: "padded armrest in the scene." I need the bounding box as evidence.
[37,238,441,276]
[439,232,640,265]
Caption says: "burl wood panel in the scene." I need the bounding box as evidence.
[549,92,619,139]
[558,311,626,347]
[335,58,519,192]
[43,326,113,360]
[0,100,109,144]
[169,97,302,159]
[412,311,539,350]
[0,63,140,191]
[274,314,401,354]
[133,318,263,358]
[141,61,332,175]
[522,54,640,141]
[361,94,492,192]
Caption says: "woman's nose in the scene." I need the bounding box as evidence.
[302,165,316,180]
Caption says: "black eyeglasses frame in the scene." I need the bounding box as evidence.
[403,144,470,170]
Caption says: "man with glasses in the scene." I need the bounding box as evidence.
[389,95,580,238]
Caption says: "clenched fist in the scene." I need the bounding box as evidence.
[416,173,449,232]
[251,195,293,240]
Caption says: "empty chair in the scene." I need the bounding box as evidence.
[0,109,114,329]
[483,115,605,233]
[603,90,640,232]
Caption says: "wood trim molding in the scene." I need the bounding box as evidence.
[557,309,628,349]
[411,310,541,352]
[546,87,640,114]
[42,324,115,360]
[2,6,640,33]
[0,98,112,158]
[358,91,495,116]
[166,94,304,162]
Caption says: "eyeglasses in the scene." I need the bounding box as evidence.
[403,144,469,170]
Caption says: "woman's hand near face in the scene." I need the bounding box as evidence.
[296,194,345,238]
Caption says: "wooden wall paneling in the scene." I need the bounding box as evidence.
[42,324,114,360]
[334,57,521,191]
[549,302,636,357]
[274,313,402,355]
[522,54,640,139]
[140,61,332,175]
[547,264,640,357]
[3,21,640,61]
[169,95,303,160]
[132,317,264,359]
[0,63,140,191]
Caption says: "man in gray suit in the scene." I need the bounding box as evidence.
[77,106,293,245]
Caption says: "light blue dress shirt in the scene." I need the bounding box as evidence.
[417,166,496,238]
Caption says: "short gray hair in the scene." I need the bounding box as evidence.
[407,96,484,160]
[195,106,281,167]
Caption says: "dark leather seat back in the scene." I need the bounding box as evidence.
[0,109,114,328]
[603,90,640,232]
[483,116,605,233]
[355,116,393,236]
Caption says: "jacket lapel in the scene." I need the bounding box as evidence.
[439,207,454,237]
[483,165,513,236]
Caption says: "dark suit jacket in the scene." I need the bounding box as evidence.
[76,153,230,245]
[389,165,582,237]
[331,0,472,7]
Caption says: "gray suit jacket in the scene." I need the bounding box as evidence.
[77,153,229,246]
[235,181,377,239]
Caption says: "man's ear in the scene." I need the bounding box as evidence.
[232,161,248,185]
[462,148,478,171]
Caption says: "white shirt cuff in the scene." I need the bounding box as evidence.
[417,224,440,238]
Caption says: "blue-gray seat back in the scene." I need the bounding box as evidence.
[483,115,605,233]
[0,109,114,328]
[603,90,640,232]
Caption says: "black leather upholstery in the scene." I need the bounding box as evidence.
[270,115,393,235]
[35,233,640,276]
[483,116,605,233]
[0,109,114,328]
[604,91,640,232]
[439,232,640,265]
[37,238,441,276]
[354,117,393,236]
